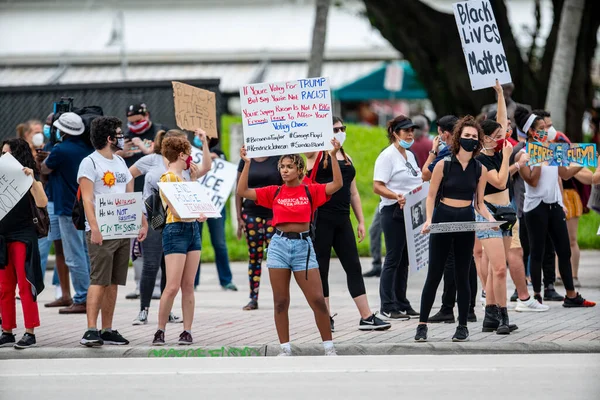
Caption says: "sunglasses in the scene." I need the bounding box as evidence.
[405,162,418,177]
[333,126,347,133]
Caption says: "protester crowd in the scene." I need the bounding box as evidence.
[0,83,598,355]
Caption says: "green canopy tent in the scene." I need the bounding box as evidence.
[333,61,428,101]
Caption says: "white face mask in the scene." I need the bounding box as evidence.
[333,132,346,146]
[32,133,45,148]
[547,126,557,142]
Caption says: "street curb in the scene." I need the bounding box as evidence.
[2,341,599,360]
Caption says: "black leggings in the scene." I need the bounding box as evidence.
[140,227,167,311]
[524,202,574,293]
[519,216,556,287]
[440,252,478,313]
[420,203,475,326]
[315,212,366,299]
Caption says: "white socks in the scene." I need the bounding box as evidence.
[280,342,291,352]
[323,340,334,351]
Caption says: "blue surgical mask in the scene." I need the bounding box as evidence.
[117,137,125,150]
[43,124,51,139]
[193,136,203,148]
[399,139,414,149]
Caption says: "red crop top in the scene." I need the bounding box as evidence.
[254,184,330,226]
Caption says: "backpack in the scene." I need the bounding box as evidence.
[72,156,96,230]
[144,189,168,231]
[273,185,315,239]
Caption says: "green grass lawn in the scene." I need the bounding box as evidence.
[199,116,599,262]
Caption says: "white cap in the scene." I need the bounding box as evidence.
[53,112,84,136]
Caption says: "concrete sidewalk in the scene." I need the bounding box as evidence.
[1,251,599,359]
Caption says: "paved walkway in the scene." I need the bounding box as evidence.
[2,251,599,359]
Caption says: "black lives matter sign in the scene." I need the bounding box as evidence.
[452,0,512,90]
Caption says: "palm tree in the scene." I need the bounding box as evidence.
[307,0,332,78]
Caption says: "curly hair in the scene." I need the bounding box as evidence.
[278,154,306,180]
[386,115,410,143]
[90,116,122,150]
[162,136,191,163]
[2,138,38,173]
[450,115,484,156]
[153,129,187,155]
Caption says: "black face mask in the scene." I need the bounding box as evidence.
[459,138,479,152]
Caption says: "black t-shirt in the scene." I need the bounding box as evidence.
[307,153,356,215]
[476,152,509,196]
[0,192,35,236]
[237,156,281,218]
[125,122,167,192]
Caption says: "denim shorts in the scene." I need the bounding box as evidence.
[162,221,201,255]
[476,202,513,240]
[266,233,319,272]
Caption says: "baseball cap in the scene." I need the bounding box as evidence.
[126,103,148,117]
[437,115,459,132]
[53,112,84,136]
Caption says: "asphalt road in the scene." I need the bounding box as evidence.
[1,354,598,399]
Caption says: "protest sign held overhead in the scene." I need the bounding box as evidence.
[190,146,237,212]
[172,81,218,138]
[0,153,33,222]
[95,193,143,240]
[240,77,334,158]
[403,183,429,275]
[452,0,512,90]
[158,181,221,219]
[527,142,597,167]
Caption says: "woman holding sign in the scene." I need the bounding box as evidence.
[514,107,595,309]
[0,138,47,349]
[152,135,210,346]
[237,139,343,356]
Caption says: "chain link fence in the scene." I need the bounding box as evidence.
[0,79,223,143]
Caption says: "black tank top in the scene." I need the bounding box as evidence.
[307,152,356,215]
[440,155,481,201]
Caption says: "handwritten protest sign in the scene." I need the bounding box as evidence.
[157,181,221,219]
[403,183,429,275]
[172,81,218,138]
[429,221,503,233]
[240,77,334,158]
[452,0,512,90]
[190,147,237,212]
[526,142,597,167]
[0,153,33,222]
[95,193,143,239]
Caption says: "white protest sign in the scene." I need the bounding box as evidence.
[429,221,503,233]
[240,77,334,158]
[190,147,237,212]
[403,182,430,275]
[0,153,33,222]
[95,193,143,239]
[157,181,221,219]
[452,0,512,90]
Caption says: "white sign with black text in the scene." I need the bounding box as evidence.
[157,181,221,219]
[190,147,237,212]
[0,153,33,222]
[403,182,430,275]
[95,193,143,239]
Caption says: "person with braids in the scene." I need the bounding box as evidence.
[306,116,390,332]
[0,138,48,349]
[417,116,494,343]
[237,140,343,356]
[514,106,595,308]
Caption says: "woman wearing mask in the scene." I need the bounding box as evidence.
[416,116,494,342]
[306,117,391,331]
[514,106,595,308]
[373,115,422,320]
[0,138,47,349]
[152,135,211,346]
[130,129,210,325]
[235,154,281,310]
[237,140,343,356]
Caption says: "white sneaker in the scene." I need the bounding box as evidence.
[277,348,292,357]
[54,285,62,300]
[132,309,148,325]
[515,297,550,312]
[324,347,337,356]
[168,312,183,323]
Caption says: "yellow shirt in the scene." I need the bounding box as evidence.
[159,172,195,224]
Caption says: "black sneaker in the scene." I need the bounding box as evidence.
[403,308,420,318]
[152,330,165,346]
[178,331,193,345]
[14,333,36,349]
[378,310,410,321]
[330,313,338,332]
[563,293,596,308]
[100,329,130,345]
[359,314,391,331]
[428,310,455,323]
[510,289,518,302]
[80,329,104,347]
[544,285,565,301]
[452,325,469,342]
[0,332,16,348]
[362,266,381,278]
[467,310,477,323]
[414,324,428,342]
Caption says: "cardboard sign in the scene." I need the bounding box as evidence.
[172,81,218,138]
[402,182,430,275]
[157,181,221,219]
[240,77,334,158]
[526,142,597,167]
[190,147,237,212]
[429,221,503,233]
[452,0,512,90]
[95,193,143,239]
[0,153,33,222]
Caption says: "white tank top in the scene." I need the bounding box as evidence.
[523,149,564,213]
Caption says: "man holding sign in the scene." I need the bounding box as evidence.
[78,117,148,348]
